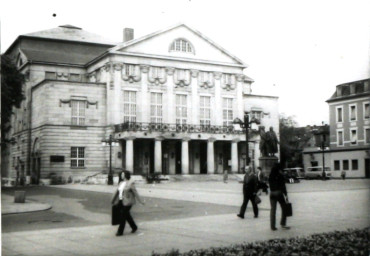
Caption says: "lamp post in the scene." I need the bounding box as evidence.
[233,112,260,169]
[102,134,119,185]
[312,123,329,180]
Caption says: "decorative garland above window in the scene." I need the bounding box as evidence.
[148,66,167,85]
[121,64,141,83]
[221,74,236,91]
[174,69,191,87]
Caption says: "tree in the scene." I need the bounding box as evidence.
[1,54,25,145]
[279,114,311,168]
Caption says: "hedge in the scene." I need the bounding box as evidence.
[152,227,369,256]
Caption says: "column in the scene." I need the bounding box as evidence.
[231,139,239,173]
[140,65,149,122]
[213,72,222,126]
[125,137,134,172]
[207,138,216,174]
[191,70,199,124]
[181,138,190,174]
[154,137,163,173]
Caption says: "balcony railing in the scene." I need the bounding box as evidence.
[114,122,245,135]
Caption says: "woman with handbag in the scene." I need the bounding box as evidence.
[269,162,290,231]
[111,170,145,236]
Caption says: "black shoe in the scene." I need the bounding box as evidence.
[116,232,123,236]
[254,216,258,218]
[237,214,244,219]
[131,227,138,233]
[271,227,277,231]
[281,225,290,230]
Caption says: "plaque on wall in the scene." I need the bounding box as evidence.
[50,155,65,162]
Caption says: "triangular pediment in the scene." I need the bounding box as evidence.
[110,24,246,66]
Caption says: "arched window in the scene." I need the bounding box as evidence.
[170,39,194,54]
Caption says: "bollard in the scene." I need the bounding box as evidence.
[14,191,26,203]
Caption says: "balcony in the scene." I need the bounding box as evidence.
[114,122,245,135]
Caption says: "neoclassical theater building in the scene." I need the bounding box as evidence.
[2,24,279,183]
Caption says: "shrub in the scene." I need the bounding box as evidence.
[152,227,369,256]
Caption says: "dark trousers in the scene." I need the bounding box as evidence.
[239,191,258,217]
[117,201,137,234]
[269,190,287,229]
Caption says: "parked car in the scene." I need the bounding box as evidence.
[305,166,331,179]
[282,168,302,183]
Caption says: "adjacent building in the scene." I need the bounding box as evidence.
[303,78,370,178]
[2,24,279,184]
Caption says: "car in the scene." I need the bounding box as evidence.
[282,168,303,183]
[305,166,331,179]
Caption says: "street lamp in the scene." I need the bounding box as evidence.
[102,134,119,185]
[233,112,260,169]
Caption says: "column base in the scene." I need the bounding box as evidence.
[259,156,278,175]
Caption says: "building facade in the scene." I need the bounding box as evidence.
[2,24,279,184]
[303,79,370,178]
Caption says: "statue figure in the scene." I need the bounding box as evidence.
[266,126,279,156]
[258,126,268,157]
[259,126,279,157]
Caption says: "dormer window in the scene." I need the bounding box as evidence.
[170,39,194,54]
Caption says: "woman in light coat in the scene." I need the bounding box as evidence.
[112,170,144,236]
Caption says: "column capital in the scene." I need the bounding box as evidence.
[155,136,165,141]
[232,138,241,143]
[236,74,245,82]
[208,137,217,142]
[190,69,199,78]
[140,65,150,73]
[165,67,175,75]
[182,137,191,142]
[213,72,222,80]
[124,136,136,141]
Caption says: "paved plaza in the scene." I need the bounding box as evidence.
[2,179,370,256]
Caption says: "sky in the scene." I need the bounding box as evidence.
[1,0,369,126]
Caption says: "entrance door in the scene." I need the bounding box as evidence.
[365,159,370,178]
[200,142,207,174]
[175,142,181,174]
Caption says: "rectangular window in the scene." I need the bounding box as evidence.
[364,103,370,119]
[150,92,163,123]
[349,105,356,121]
[366,128,370,144]
[69,73,81,82]
[176,94,187,125]
[123,91,136,123]
[45,72,56,80]
[350,129,357,145]
[352,160,358,170]
[71,100,86,125]
[336,107,343,122]
[200,96,211,126]
[334,160,340,171]
[337,130,343,146]
[71,147,85,167]
[343,160,349,170]
[222,98,233,126]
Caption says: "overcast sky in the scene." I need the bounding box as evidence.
[1,0,369,126]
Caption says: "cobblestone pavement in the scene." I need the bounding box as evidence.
[2,179,370,256]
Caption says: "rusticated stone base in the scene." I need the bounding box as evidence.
[259,156,279,175]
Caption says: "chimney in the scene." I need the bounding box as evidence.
[123,28,134,42]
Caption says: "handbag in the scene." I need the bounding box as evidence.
[284,197,293,217]
[111,204,120,225]
[254,195,261,204]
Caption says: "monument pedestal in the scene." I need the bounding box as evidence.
[259,156,278,175]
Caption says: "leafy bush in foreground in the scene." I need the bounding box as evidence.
[152,227,369,256]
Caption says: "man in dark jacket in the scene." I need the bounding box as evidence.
[237,165,259,219]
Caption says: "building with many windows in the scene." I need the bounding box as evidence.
[2,24,279,184]
[303,78,370,178]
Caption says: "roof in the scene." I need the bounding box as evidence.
[24,25,116,45]
[326,78,370,102]
[109,23,247,67]
[6,25,115,66]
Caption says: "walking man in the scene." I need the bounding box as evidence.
[237,165,259,219]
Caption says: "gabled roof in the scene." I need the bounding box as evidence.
[109,23,247,66]
[24,25,116,45]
